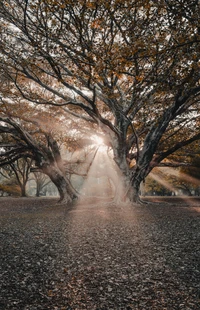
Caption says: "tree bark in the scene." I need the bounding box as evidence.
[42,164,77,204]
[20,184,27,197]
[112,139,147,204]
[36,184,40,197]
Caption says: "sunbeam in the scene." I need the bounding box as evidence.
[149,166,200,205]
[91,135,104,146]
[158,167,200,205]
[160,167,200,187]
[150,171,177,194]
[79,146,124,204]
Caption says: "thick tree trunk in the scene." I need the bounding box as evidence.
[43,164,77,204]
[126,176,141,203]
[112,143,147,204]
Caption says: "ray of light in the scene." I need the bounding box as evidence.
[159,167,200,186]
[151,166,200,205]
[150,172,177,193]
[78,146,124,204]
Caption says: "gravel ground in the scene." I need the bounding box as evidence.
[0,197,200,310]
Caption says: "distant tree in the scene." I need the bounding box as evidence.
[0,0,199,202]
[145,168,175,196]
[32,172,52,197]
[10,157,32,197]
[178,142,200,195]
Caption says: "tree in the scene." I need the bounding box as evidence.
[0,116,78,203]
[144,173,174,196]
[31,171,52,197]
[0,158,31,196]
[0,90,106,202]
[0,0,199,202]
[9,157,32,196]
[178,141,200,195]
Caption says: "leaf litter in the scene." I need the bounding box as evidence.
[0,197,200,309]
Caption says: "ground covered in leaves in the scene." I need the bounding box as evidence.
[0,196,200,310]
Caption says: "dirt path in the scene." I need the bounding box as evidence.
[0,197,200,309]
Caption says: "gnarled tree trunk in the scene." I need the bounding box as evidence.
[42,164,77,204]
[112,138,149,204]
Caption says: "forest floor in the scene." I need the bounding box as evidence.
[0,196,200,310]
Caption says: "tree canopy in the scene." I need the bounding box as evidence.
[0,0,199,202]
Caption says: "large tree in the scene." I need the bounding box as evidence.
[0,0,199,202]
[0,116,78,203]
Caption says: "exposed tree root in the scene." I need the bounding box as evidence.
[56,194,78,206]
[136,196,150,205]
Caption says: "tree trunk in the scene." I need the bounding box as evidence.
[36,183,40,197]
[112,143,147,204]
[127,176,142,203]
[20,184,27,197]
[43,164,77,204]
